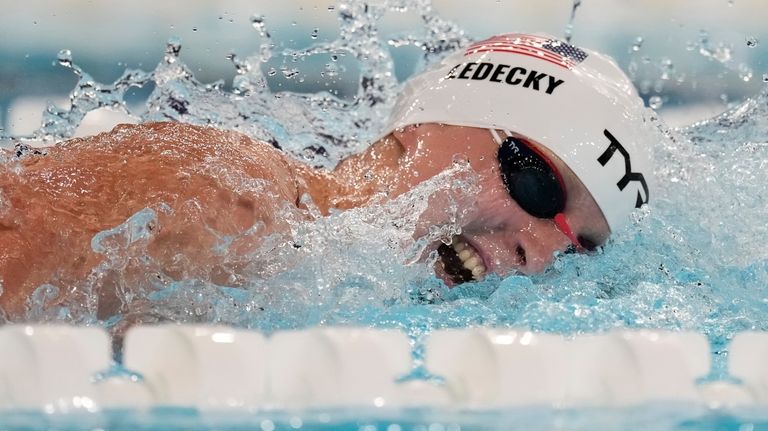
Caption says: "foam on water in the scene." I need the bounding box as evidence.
[1,0,767,382]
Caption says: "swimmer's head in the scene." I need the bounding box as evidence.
[387,33,656,234]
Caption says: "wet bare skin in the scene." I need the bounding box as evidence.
[0,122,415,317]
[0,123,310,316]
[0,121,609,318]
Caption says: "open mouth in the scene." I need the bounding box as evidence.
[437,235,487,285]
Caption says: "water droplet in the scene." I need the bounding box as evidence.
[57,49,72,68]
[165,37,182,63]
[250,14,270,38]
[563,0,581,42]
[324,63,339,77]
[192,27,198,32]
[281,68,300,79]
[327,5,335,11]
[631,36,644,52]
[310,28,319,39]
[763,73,768,82]
[746,36,759,48]
[738,64,753,82]
[659,57,674,80]
[649,95,663,109]
[227,53,250,75]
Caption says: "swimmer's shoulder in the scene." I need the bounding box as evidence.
[19,122,300,202]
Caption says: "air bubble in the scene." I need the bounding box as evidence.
[763,73,768,82]
[746,36,759,48]
[631,36,644,52]
[311,28,319,39]
[649,95,663,109]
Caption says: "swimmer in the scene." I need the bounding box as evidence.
[0,33,655,318]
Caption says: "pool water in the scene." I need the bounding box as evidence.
[1,0,768,429]
[3,404,768,431]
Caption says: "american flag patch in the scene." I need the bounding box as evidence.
[465,33,588,69]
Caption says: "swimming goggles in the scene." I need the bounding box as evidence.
[491,129,592,253]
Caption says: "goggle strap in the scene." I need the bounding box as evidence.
[490,129,504,145]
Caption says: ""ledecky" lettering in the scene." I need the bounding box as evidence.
[445,62,565,95]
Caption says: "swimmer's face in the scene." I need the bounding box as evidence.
[391,124,611,285]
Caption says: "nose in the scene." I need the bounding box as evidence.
[511,218,573,274]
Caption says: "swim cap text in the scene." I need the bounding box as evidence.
[445,62,565,95]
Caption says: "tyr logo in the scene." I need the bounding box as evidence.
[597,129,649,208]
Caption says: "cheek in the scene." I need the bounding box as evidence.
[464,178,523,229]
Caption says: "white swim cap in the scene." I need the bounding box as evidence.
[387,33,656,233]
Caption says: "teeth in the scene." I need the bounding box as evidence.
[472,266,486,277]
[451,237,486,280]
[463,256,481,269]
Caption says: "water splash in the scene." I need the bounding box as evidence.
[1,0,767,382]
[564,0,582,42]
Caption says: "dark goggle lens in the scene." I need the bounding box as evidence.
[498,137,565,218]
